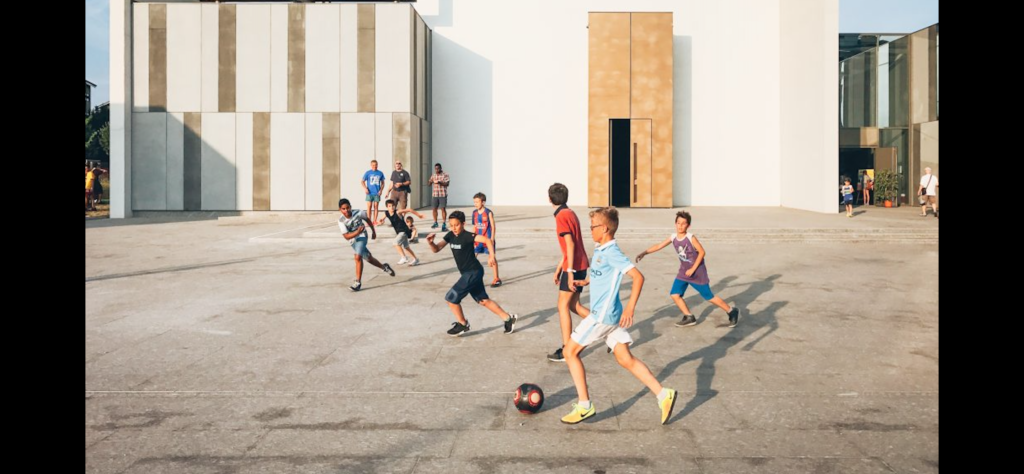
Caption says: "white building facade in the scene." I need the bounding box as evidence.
[110,0,838,217]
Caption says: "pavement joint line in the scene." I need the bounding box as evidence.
[249,222,336,241]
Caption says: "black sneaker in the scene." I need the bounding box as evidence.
[675,314,697,327]
[447,321,470,337]
[349,280,361,292]
[491,279,503,288]
[431,222,439,229]
[728,307,739,327]
[503,314,518,334]
[547,347,565,362]
[382,263,395,277]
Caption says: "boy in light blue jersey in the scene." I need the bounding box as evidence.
[560,206,677,425]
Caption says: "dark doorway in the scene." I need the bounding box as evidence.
[839,148,875,206]
[609,119,631,207]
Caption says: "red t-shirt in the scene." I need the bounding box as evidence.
[554,205,589,272]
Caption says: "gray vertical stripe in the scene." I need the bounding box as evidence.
[218,4,236,112]
[357,4,375,112]
[183,113,202,210]
[393,113,410,166]
[149,5,167,112]
[322,113,341,210]
[253,112,271,210]
[288,4,306,113]
[405,9,409,114]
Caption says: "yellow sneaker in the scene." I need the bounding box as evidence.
[659,389,677,424]
[560,402,596,424]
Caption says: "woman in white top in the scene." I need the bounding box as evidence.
[918,167,938,218]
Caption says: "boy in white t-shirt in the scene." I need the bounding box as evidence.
[338,198,395,292]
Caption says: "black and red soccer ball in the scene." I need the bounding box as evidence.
[514,383,544,414]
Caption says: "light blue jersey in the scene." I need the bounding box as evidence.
[587,240,635,326]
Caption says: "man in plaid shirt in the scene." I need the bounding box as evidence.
[430,163,450,231]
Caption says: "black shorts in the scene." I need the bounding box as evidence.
[559,270,587,294]
[446,269,489,304]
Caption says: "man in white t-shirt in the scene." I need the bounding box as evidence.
[918,167,938,218]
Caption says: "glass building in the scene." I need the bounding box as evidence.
[839,24,938,206]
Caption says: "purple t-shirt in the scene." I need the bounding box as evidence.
[672,233,710,285]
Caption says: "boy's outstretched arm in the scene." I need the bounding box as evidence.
[636,237,673,262]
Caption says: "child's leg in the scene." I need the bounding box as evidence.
[612,343,663,395]
[670,279,693,315]
[671,294,693,316]
[695,283,732,313]
[478,299,511,321]
[394,245,406,259]
[354,255,363,281]
[404,246,417,260]
[557,291,575,346]
[364,253,386,270]
[564,340,589,402]
[491,257,500,280]
[447,302,468,325]
[708,296,732,313]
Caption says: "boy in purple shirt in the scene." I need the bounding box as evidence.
[635,211,740,328]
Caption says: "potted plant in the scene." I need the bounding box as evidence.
[873,169,902,208]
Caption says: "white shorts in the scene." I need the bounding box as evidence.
[570,316,633,351]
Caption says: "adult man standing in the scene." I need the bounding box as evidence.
[362,160,386,223]
[386,161,412,210]
[918,167,938,218]
[429,163,450,232]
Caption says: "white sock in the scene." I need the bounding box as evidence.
[578,400,591,409]
[657,388,669,402]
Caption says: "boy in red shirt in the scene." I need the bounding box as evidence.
[546,183,591,362]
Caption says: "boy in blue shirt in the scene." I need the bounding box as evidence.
[362,160,387,223]
[561,207,677,425]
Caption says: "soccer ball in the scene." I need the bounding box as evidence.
[513,383,544,414]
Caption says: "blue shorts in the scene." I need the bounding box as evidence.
[843,194,853,204]
[445,269,489,304]
[474,240,494,254]
[670,278,715,300]
[351,236,371,258]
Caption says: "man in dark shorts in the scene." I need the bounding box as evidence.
[386,161,412,210]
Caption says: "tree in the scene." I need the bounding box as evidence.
[99,124,109,156]
[85,106,110,162]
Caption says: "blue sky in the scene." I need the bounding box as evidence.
[86,0,109,105]
[85,0,938,106]
[839,0,938,33]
